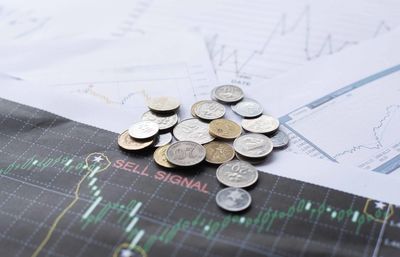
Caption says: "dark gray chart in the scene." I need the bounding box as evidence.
[0,98,398,257]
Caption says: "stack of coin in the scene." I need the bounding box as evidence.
[209,85,290,212]
[118,96,179,154]
[211,85,289,161]
[117,120,159,152]
[116,85,290,213]
[118,96,211,169]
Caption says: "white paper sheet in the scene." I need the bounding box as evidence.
[0,32,217,132]
[129,0,400,87]
[245,29,400,204]
[264,151,400,205]
[3,0,400,88]
[248,29,400,118]
[0,0,142,42]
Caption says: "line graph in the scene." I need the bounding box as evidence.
[282,65,400,174]
[31,168,90,257]
[59,64,208,115]
[205,6,392,76]
[130,0,400,82]
[333,105,400,159]
[0,28,217,134]
[24,62,215,133]
[31,153,113,257]
[75,84,152,106]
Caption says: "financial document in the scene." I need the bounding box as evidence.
[3,0,400,86]
[129,0,400,86]
[282,66,400,175]
[247,29,400,204]
[0,0,142,42]
[0,32,216,132]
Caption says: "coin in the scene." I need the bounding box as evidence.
[232,98,263,118]
[153,144,175,168]
[210,87,218,101]
[166,141,206,167]
[241,115,279,134]
[270,130,289,148]
[190,101,204,117]
[117,130,154,150]
[216,160,258,188]
[142,111,178,131]
[233,133,273,158]
[204,141,235,164]
[216,187,251,212]
[194,100,225,120]
[128,121,159,140]
[209,119,242,140]
[213,85,244,103]
[154,133,173,147]
[235,153,267,164]
[148,96,180,113]
[173,118,214,144]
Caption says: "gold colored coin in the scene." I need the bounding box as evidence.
[209,119,242,140]
[204,141,235,164]
[153,144,175,168]
[117,130,154,150]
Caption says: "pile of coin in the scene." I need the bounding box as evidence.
[117,85,289,213]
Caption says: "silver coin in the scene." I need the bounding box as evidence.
[233,133,273,158]
[213,85,244,103]
[166,141,206,167]
[173,118,214,144]
[232,98,263,118]
[142,111,178,131]
[216,187,251,212]
[128,121,159,140]
[147,96,180,113]
[194,100,225,121]
[270,130,289,148]
[216,160,258,188]
[210,87,218,101]
[154,133,173,147]
[241,115,279,134]
[235,152,267,164]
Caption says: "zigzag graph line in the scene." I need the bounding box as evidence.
[77,84,151,105]
[333,105,400,159]
[206,6,392,75]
